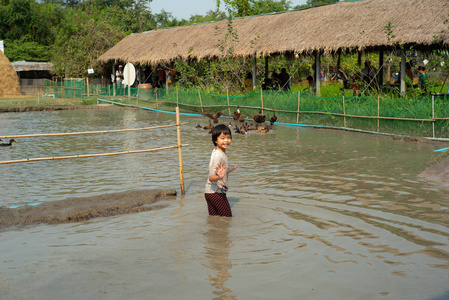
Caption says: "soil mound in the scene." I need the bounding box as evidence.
[0,51,21,97]
[0,189,177,230]
[419,153,449,183]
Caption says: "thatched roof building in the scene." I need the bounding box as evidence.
[98,0,449,65]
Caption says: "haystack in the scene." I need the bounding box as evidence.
[0,51,22,97]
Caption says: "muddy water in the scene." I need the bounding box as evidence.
[1,109,449,300]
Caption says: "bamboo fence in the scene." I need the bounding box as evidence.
[0,107,189,194]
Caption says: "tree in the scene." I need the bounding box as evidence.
[306,0,339,8]
[52,9,125,77]
[216,0,292,17]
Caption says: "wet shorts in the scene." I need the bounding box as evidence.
[204,193,232,217]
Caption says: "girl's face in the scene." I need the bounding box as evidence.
[216,132,232,152]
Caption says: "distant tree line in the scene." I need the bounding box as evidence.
[0,0,338,77]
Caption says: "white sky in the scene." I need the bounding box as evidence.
[150,0,308,20]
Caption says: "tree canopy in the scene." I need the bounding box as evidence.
[0,0,340,77]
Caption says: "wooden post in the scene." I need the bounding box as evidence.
[112,64,116,97]
[176,107,185,195]
[156,88,158,110]
[400,51,406,97]
[252,52,257,90]
[378,50,384,86]
[315,52,321,96]
[297,90,301,123]
[265,56,269,87]
[198,90,204,114]
[87,77,90,97]
[377,95,380,132]
[432,95,435,138]
[226,89,231,116]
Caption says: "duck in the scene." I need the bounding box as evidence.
[253,110,266,126]
[234,124,247,135]
[0,139,16,146]
[233,106,241,121]
[204,112,223,124]
[270,112,277,125]
[257,123,270,133]
[203,121,214,130]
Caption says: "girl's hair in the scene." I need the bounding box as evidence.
[211,124,232,146]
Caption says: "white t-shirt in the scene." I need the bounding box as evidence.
[205,148,229,194]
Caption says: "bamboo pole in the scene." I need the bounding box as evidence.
[261,89,264,115]
[297,91,301,123]
[0,144,189,165]
[87,78,90,97]
[156,88,159,110]
[176,107,185,195]
[176,87,179,107]
[343,94,347,128]
[0,123,188,139]
[432,95,435,138]
[198,90,204,114]
[226,89,231,116]
[377,95,380,132]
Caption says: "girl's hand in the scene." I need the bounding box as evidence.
[215,163,226,179]
[229,164,238,173]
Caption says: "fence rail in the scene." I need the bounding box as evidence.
[0,107,189,194]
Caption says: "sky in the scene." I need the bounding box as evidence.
[150,0,308,20]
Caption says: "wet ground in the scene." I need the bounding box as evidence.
[0,108,448,299]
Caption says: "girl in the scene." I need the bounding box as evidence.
[204,124,238,217]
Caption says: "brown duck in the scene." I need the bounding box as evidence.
[233,106,241,121]
[270,112,277,125]
[204,112,223,123]
[203,121,214,130]
[253,110,266,125]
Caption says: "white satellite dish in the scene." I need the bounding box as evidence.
[123,62,136,87]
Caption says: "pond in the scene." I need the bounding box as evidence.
[0,108,448,300]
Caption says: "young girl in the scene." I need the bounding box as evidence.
[204,124,238,217]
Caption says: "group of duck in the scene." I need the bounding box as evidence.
[0,139,16,147]
[197,106,277,134]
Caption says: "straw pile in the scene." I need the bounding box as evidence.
[0,51,21,97]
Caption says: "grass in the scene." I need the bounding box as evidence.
[0,95,83,108]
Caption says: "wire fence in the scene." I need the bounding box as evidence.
[41,79,449,139]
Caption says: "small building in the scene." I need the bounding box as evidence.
[11,60,54,94]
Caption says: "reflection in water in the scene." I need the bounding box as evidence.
[203,216,235,300]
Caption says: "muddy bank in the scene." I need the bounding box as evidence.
[0,104,137,113]
[0,189,177,230]
[419,153,449,183]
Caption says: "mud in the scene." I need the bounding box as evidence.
[419,152,449,183]
[0,189,176,230]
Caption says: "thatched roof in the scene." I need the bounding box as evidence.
[98,0,449,65]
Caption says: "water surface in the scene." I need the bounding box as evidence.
[1,108,448,300]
